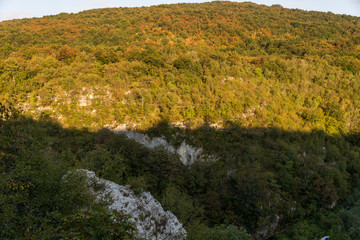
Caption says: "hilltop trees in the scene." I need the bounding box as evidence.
[0,1,359,131]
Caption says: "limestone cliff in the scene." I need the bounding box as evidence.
[113,127,203,166]
[79,169,186,240]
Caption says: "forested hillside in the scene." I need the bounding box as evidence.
[1,1,360,132]
[1,1,360,239]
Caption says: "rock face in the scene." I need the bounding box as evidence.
[255,215,280,239]
[113,127,203,166]
[80,170,186,240]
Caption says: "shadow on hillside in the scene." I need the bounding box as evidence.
[143,119,360,160]
[3,112,360,239]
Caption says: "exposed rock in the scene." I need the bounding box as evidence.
[242,104,266,119]
[242,106,256,118]
[255,215,280,239]
[78,95,92,107]
[176,141,203,166]
[113,127,203,166]
[209,123,223,129]
[78,169,186,240]
[171,122,187,129]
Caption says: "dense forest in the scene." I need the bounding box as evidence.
[1,1,360,239]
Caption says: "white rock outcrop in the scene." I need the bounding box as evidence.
[113,127,203,166]
[80,169,186,240]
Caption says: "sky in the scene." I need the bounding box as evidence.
[0,0,359,21]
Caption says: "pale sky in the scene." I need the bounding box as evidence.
[0,0,359,21]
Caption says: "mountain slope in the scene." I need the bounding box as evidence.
[0,1,359,133]
[1,1,360,239]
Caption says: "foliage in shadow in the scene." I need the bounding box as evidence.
[2,105,360,239]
